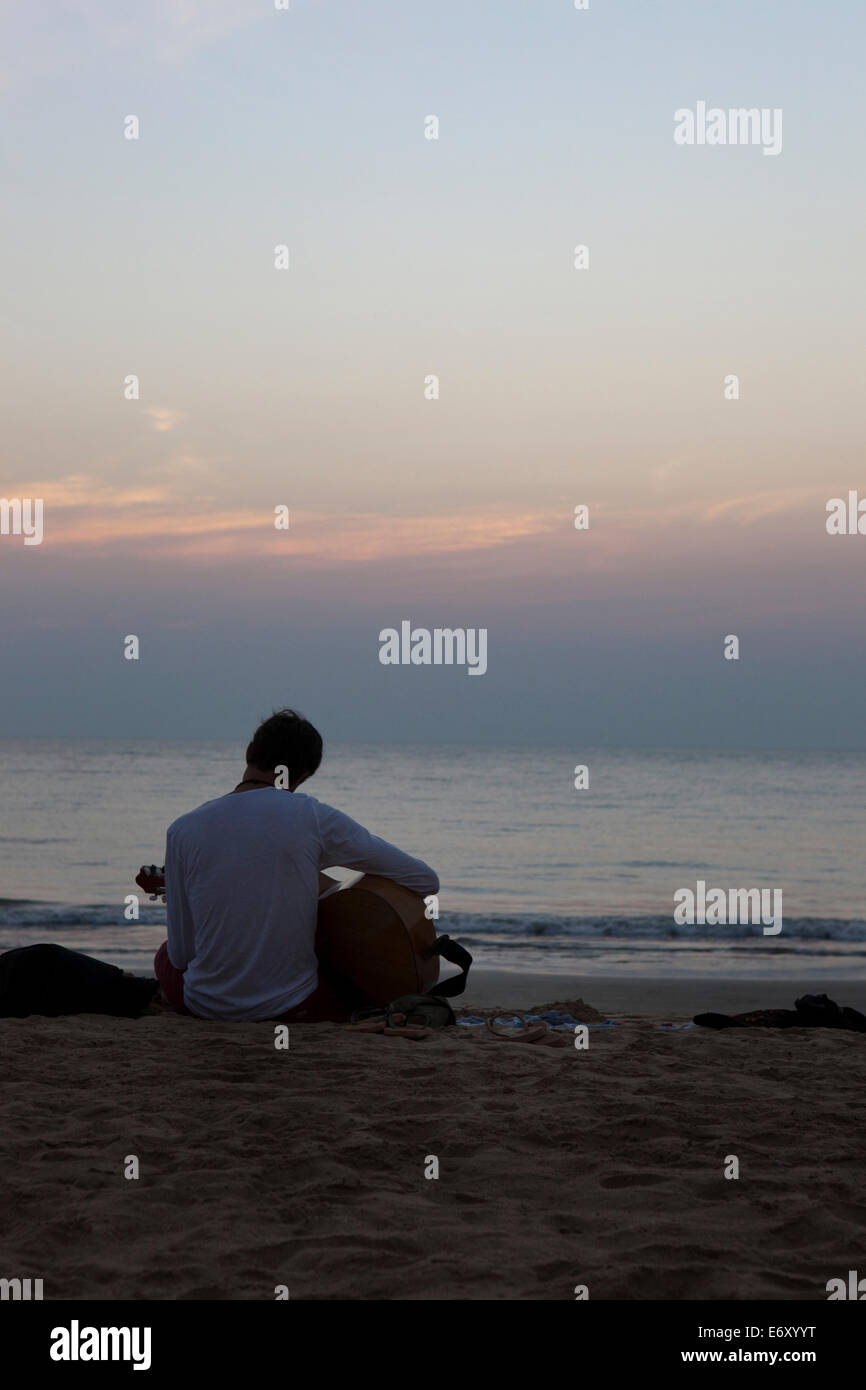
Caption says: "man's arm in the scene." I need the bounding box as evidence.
[312,800,439,896]
[164,828,196,971]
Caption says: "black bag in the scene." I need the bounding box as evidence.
[694,993,866,1032]
[0,943,158,1019]
[351,993,456,1029]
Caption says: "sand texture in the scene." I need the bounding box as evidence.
[2,974,864,1301]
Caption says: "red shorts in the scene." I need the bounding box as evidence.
[153,941,352,1023]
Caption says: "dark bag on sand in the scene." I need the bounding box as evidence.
[350,994,457,1029]
[0,943,158,1019]
[694,993,866,1033]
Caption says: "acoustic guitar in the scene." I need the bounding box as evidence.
[134,865,470,1007]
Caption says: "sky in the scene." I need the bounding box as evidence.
[1,0,864,747]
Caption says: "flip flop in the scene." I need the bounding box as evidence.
[485,1017,570,1048]
[346,1017,432,1040]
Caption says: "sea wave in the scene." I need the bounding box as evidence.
[0,902,167,928]
[1,901,866,943]
[440,911,866,942]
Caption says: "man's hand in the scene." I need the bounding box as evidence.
[136,865,166,899]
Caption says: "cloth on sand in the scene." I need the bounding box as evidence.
[694,994,866,1032]
[0,944,158,1018]
[457,1011,618,1030]
[485,1016,571,1047]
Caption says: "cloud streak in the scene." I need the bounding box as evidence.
[3,474,561,562]
[2,474,835,568]
[144,407,187,434]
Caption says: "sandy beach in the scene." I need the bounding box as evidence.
[2,969,864,1301]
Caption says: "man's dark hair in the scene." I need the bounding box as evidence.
[246,709,323,784]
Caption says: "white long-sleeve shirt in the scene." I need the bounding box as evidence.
[164,788,439,1020]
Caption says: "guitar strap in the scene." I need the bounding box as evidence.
[422,934,473,997]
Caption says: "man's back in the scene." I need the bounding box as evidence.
[165,788,439,1021]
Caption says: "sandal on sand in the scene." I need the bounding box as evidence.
[485,1017,570,1048]
[346,1016,433,1040]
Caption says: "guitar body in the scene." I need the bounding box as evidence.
[315,875,439,1007]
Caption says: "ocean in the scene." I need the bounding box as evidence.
[1,739,864,980]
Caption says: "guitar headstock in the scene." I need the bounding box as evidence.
[136,864,166,901]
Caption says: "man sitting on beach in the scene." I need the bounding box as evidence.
[151,709,439,1023]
